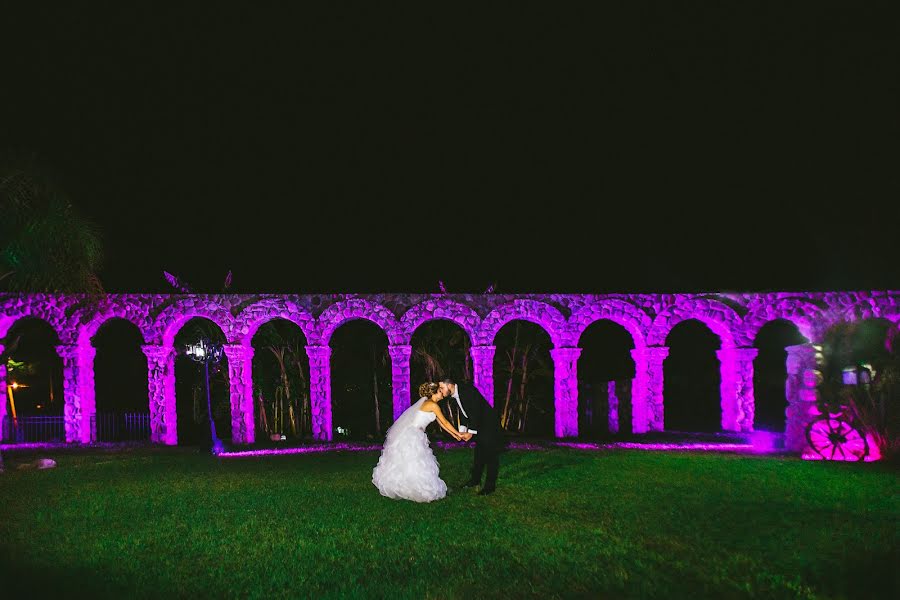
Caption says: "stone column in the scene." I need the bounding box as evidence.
[717,347,759,432]
[306,345,333,441]
[551,347,581,438]
[470,345,496,406]
[0,343,7,442]
[784,343,822,452]
[56,343,96,444]
[388,344,412,420]
[142,344,177,445]
[630,346,669,433]
[223,344,255,444]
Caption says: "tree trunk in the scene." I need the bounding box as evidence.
[269,347,291,435]
[501,323,520,430]
[288,403,297,436]
[518,346,530,433]
[258,391,269,434]
[521,395,530,433]
[290,346,310,437]
[372,344,381,435]
[273,387,280,434]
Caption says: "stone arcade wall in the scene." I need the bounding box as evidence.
[1,291,897,449]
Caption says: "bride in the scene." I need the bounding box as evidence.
[372,382,470,502]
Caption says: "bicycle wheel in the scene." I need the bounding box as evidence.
[805,417,869,461]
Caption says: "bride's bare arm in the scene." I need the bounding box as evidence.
[424,401,463,440]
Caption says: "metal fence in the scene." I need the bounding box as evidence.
[93,412,151,442]
[1,412,151,443]
[1,415,65,443]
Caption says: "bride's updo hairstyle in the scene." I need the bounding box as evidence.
[418,382,439,399]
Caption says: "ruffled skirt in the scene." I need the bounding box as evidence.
[372,427,447,502]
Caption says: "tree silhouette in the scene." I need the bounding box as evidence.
[1,157,104,293]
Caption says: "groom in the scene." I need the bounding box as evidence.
[439,376,501,495]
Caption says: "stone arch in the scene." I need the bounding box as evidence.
[647,298,741,348]
[75,300,152,347]
[838,297,900,325]
[575,313,640,438]
[742,298,827,346]
[476,299,566,347]
[751,318,809,433]
[661,317,724,432]
[90,316,150,441]
[245,306,313,442]
[396,298,480,346]
[169,314,231,446]
[568,299,650,349]
[873,294,900,324]
[492,317,558,436]
[812,306,900,358]
[328,318,392,440]
[156,299,234,347]
[315,299,399,346]
[235,298,316,346]
[0,314,64,354]
[0,297,68,343]
[882,307,900,353]
[0,312,68,440]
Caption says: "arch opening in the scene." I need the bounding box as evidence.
[2,318,63,442]
[93,318,149,441]
[410,320,472,438]
[663,319,722,433]
[173,318,230,446]
[753,319,807,433]
[493,320,554,437]
[577,320,636,439]
[330,320,391,440]
[251,319,311,443]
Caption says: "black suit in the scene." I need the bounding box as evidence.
[450,382,501,491]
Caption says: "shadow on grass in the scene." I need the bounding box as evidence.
[0,558,147,599]
[812,546,900,599]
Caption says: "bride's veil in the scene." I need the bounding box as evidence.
[383,397,427,443]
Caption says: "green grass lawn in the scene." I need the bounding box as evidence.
[1,446,897,599]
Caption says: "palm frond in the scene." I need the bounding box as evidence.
[164,271,193,294]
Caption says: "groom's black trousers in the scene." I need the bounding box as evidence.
[471,437,500,490]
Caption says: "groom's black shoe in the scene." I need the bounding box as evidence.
[477,487,495,496]
[460,480,479,489]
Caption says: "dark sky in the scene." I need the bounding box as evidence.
[2,3,897,294]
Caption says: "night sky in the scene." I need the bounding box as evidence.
[2,3,897,294]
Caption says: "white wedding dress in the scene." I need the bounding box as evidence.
[372,398,448,502]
